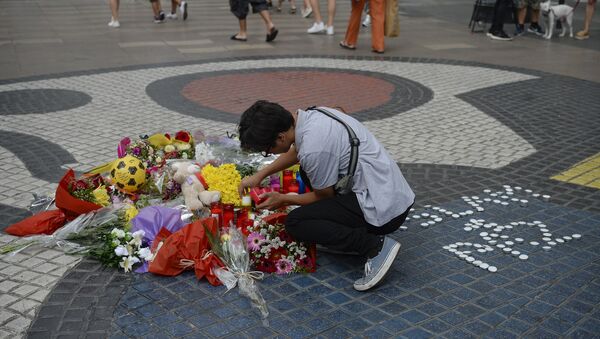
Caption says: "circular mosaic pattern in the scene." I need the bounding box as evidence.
[146,68,434,123]
[0,89,91,115]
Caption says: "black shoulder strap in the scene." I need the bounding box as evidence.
[306,106,360,178]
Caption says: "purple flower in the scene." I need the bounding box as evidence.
[132,147,142,156]
[275,258,293,274]
[247,232,266,251]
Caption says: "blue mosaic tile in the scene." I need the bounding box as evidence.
[271,298,295,312]
[243,325,276,338]
[482,328,518,339]
[286,325,314,338]
[438,311,468,326]
[566,328,597,339]
[203,321,237,337]
[510,296,530,308]
[399,309,429,324]
[277,283,300,295]
[381,318,411,332]
[554,307,585,324]
[135,303,165,318]
[121,295,151,309]
[541,316,574,335]
[513,309,544,323]
[290,275,319,288]
[375,285,405,299]
[434,294,463,308]
[362,309,391,323]
[341,301,370,314]
[305,317,335,333]
[360,326,392,339]
[188,313,216,328]
[286,308,313,322]
[325,292,352,305]
[564,300,594,314]
[343,318,371,332]
[114,313,138,328]
[121,321,153,337]
[361,293,391,306]
[421,318,452,333]
[475,295,505,309]
[161,321,195,337]
[462,320,492,336]
[416,302,446,317]
[580,317,600,334]
[495,304,519,318]
[380,301,406,315]
[443,328,478,339]
[451,287,481,301]
[497,318,531,335]
[322,309,353,323]
[447,273,475,285]
[396,294,426,307]
[479,312,506,326]
[401,327,434,338]
[321,326,352,338]
[526,328,560,339]
[151,312,180,327]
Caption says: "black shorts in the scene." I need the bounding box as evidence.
[230,0,269,19]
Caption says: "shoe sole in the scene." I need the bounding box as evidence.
[353,241,401,291]
[487,33,512,41]
[182,3,188,20]
[575,35,589,40]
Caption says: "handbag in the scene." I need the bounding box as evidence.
[306,107,359,195]
[384,0,400,37]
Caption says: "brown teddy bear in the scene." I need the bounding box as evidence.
[171,161,221,210]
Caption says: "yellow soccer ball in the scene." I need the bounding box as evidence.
[110,155,147,193]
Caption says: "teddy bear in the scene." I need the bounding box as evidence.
[171,161,221,211]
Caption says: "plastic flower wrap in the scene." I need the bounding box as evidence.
[201,164,242,206]
[206,224,269,324]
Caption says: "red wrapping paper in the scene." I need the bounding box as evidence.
[148,217,223,286]
[5,169,103,236]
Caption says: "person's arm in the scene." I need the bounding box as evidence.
[257,185,335,210]
[238,145,299,195]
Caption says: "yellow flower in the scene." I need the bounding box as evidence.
[220,233,231,242]
[124,204,138,222]
[92,185,111,206]
[202,164,242,205]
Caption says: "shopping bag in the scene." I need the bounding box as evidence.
[384,0,400,37]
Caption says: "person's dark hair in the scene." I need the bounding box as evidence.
[238,100,294,153]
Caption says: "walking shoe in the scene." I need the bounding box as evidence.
[154,11,165,23]
[353,236,401,291]
[307,21,325,34]
[326,25,334,35]
[575,30,590,40]
[514,24,525,36]
[362,14,371,27]
[301,6,312,18]
[487,30,513,41]
[527,23,544,36]
[166,12,178,19]
[108,19,120,28]
[180,1,188,20]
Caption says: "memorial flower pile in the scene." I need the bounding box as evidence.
[67,174,111,207]
[201,163,242,206]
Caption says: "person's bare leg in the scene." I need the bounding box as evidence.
[311,0,323,23]
[171,0,180,14]
[531,9,540,24]
[326,0,336,27]
[259,10,276,31]
[151,1,162,16]
[110,0,119,21]
[583,1,596,33]
[518,7,526,25]
[235,19,248,39]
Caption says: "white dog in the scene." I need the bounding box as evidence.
[540,0,574,39]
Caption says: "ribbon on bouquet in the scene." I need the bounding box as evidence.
[213,266,265,291]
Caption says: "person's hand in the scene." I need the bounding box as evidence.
[256,192,286,210]
[238,174,263,196]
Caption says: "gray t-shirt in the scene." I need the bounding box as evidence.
[295,107,415,226]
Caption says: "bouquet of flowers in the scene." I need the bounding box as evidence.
[201,164,242,206]
[95,228,153,272]
[247,212,316,274]
[205,224,269,324]
[67,174,111,207]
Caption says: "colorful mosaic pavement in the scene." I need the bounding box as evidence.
[1,0,600,338]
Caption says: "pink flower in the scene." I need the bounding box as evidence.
[275,258,293,274]
[247,232,265,251]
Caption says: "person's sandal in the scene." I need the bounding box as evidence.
[290,7,297,14]
[266,27,279,42]
[339,41,356,50]
[575,30,590,40]
[371,49,384,54]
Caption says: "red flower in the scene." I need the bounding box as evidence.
[91,175,104,188]
[164,133,171,140]
[74,180,89,190]
[269,247,288,261]
[175,130,191,143]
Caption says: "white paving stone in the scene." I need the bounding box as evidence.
[27,289,50,303]
[0,280,20,293]
[31,262,59,274]
[11,284,40,297]
[3,316,31,332]
[8,299,39,314]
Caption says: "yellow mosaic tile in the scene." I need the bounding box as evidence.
[551,153,600,189]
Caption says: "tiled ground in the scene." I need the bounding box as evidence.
[1,0,599,338]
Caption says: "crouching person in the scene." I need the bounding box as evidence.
[237,100,414,291]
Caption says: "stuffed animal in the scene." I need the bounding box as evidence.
[171,162,221,210]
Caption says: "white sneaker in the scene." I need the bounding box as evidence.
[326,26,334,35]
[307,22,325,34]
[108,20,120,28]
[166,12,178,19]
[180,1,188,21]
[362,14,371,27]
[301,6,313,18]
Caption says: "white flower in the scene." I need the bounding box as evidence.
[182,153,188,159]
[164,145,176,153]
[128,237,142,248]
[111,228,126,239]
[132,230,145,239]
[114,245,129,257]
[138,247,153,261]
[119,256,140,272]
[112,239,120,247]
